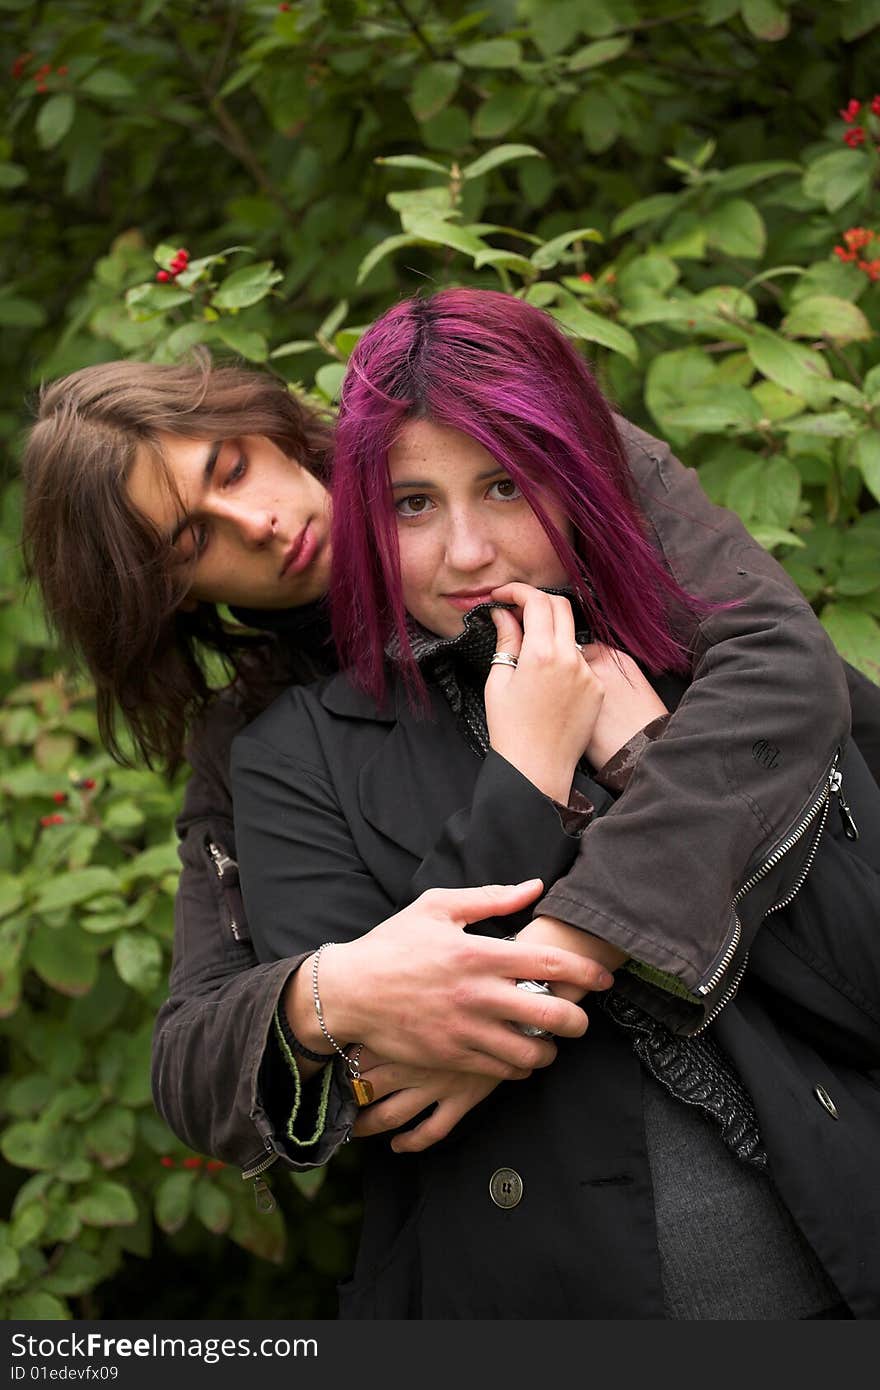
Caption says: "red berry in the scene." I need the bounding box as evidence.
[35,62,51,78]
[279,2,291,9]
[834,246,856,262]
[839,98,861,124]
[57,65,69,76]
[52,791,68,805]
[39,814,65,828]
[160,1156,175,1168]
[206,1159,226,1171]
[182,1156,203,1170]
[35,82,48,93]
[873,95,880,116]
[156,270,171,282]
[578,272,594,283]
[80,777,97,790]
[11,52,33,79]
[844,127,865,148]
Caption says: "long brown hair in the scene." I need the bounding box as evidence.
[21,354,332,772]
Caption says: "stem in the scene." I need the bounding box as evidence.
[388,0,440,61]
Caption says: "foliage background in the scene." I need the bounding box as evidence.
[1,0,879,1319]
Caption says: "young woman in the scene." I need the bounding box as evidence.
[21,310,879,1311]
[229,288,880,1319]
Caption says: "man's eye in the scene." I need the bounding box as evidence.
[396,494,433,517]
[191,522,209,555]
[489,478,521,501]
[227,454,247,485]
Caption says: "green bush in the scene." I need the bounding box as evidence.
[1,0,878,1318]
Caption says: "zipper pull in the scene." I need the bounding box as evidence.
[829,769,859,841]
[253,1177,276,1214]
[207,840,237,877]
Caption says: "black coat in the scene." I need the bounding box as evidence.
[231,670,880,1319]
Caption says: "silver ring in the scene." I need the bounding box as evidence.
[513,979,553,1038]
[489,652,519,669]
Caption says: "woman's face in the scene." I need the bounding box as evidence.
[126,433,332,609]
[387,419,573,637]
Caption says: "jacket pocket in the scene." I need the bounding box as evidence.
[202,834,252,952]
[336,1196,426,1319]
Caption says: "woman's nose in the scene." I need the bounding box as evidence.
[444,513,496,571]
[215,500,278,546]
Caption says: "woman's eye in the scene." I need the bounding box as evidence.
[395,494,434,517]
[489,478,522,501]
[190,522,209,556]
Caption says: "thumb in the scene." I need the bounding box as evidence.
[441,878,545,926]
[489,605,523,660]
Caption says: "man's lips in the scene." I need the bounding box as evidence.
[280,522,319,578]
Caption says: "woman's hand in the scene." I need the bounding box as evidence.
[351,1052,504,1153]
[485,583,604,803]
[577,642,667,770]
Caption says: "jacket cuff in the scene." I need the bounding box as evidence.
[549,788,594,836]
[593,715,671,793]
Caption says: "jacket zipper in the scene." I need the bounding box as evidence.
[206,840,246,941]
[241,1141,280,1211]
[695,750,853,1030]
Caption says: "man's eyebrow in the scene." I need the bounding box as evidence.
[168,441,222,544]
[390,467,505,490]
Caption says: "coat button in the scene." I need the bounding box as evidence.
[489,1167,523,1209]
[813,1084,839,1119]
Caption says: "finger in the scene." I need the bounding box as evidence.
[421,879,545,926]
[504,989,591,1041]
[357,1061,433,1097]
[546,591,577,645]
[390,1098,469,1154]
[488,605,523,661]
[496,941,616,993]
[352,1088,436,1138]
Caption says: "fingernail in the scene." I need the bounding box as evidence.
[598,971,615,989]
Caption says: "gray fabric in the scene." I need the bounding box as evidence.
[643,1074,841,1320]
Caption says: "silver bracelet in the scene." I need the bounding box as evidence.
[311,944,374,1106]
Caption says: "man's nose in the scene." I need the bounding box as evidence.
[213,500,278,546]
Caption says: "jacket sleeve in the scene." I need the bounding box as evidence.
[151,697,354,1177]
[537,418,852,1032]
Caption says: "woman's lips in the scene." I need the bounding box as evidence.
[280,522,319,578]
[443,590,496,612]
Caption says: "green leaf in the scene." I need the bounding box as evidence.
[611,194,679,236]
[531,226,603,270]
[741,0,790,40]
[709,161,801,194]
[1,1120,62,1172]
[112,931,163,994]
[375,155,450,175]
[0,1244,20,1292]
[473,86,533,140]
[74,1180,137,1228]
[80,69,136,100]
[456,39,522,68]
[126,282,193,319]
[194,1181,232,1235]
[0,875,23,921]
[704,199,766,259]
[821,605,880,682]
[726,457,801,529]
[405,217,488,259]
[472,249,537,278]
[7,1291,70,1320]
[315,363,346,402]
[781,296,872,344]
[212,263,283,311]
[0,163,27,190]
[318,300,349,342]
[270,340,318,359]
[550,302,638,363]
[840,0,880,40]
[36,93,75,150]
[855,431,880,503]
[117,839,179,888]
[530,0,591,55]
[83,1107,136,1170]
[34,867,120,914]
[568,37,631,70]
[29,923,98,997]
[41,1247,104,1298]
[778,411,856,437]
[802,150,871,214]
[662,386,762,432]
[461,144,544,181]
[155,1171,195,1233]
[357,234,420,285]
[215,322,269,362]
[574,87,620,154]
[410,62,460,121]
[746,331,831,407]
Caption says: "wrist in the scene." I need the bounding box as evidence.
[285,945,358,1055]
[490,744,575,804]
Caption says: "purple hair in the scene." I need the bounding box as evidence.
[331,287,700,705]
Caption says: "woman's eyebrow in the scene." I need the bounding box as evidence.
[390,466,504,490]
[168,441,222,543]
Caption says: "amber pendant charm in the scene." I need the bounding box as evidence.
[350,1075,374,1107]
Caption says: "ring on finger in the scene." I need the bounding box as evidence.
[512,978,553,1038]
[490,652,519,669]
